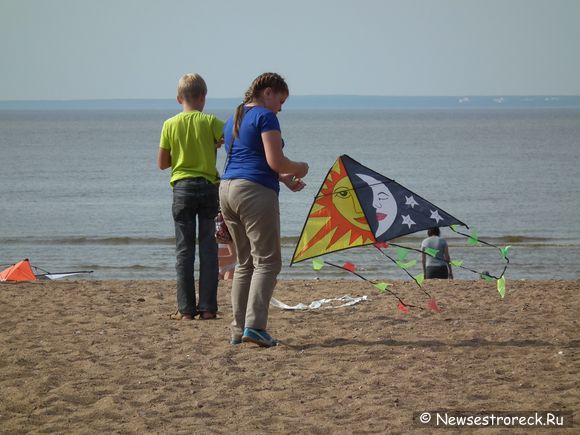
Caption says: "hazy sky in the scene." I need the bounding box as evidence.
[1,0,578,100]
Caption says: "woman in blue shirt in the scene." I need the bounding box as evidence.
[220,72,309,347]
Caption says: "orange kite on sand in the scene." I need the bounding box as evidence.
[0,259,37,282]
[0,259,93,282]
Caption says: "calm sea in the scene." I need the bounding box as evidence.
[1,108,579,280]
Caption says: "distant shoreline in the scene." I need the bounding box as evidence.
[1,95,580,111]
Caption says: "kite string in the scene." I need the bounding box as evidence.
[373,246,432,297]
[390,242,483,277]
[388,237,509,280]
[322,260,423,310]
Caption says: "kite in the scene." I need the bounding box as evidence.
[291,155,510,311]
[0,259,93,282]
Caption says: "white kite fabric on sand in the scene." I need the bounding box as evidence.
[39,272,91,280]
[270,295,368,311]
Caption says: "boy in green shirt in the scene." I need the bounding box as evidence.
[158,73,225,320]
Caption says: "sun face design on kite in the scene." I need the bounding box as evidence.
[355,173,398,237]
[292,159,375,262]
[331,177,368,230]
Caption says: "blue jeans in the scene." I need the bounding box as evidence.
[172,178,219,315]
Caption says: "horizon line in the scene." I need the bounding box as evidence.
[1,94,580,103]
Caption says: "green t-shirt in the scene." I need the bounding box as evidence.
[159,111,225,186]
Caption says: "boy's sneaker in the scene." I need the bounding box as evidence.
[242,327,279,348]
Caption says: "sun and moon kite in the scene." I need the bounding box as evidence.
[291,155,510,312]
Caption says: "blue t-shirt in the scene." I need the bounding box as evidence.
[222,106,282,193]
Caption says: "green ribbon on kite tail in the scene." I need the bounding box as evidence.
[497,276,506,299]
[312,259,324,271]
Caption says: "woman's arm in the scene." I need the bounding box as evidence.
[262,130,308,177]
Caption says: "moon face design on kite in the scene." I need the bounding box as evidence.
[355,173,397,237]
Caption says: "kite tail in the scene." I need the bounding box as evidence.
[323,260,423,311]
[448,225,510,280]
[385,235,509,281]
[373,246,432,297]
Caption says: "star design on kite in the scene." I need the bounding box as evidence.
[405,195,419,208]
[401,214,416,229]
[430,209,443,224]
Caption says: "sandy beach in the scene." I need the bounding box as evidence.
[0,278,578,433]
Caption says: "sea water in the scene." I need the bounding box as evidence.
[1,108,579,280]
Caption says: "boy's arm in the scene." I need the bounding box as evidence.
[157,148,171,170]
[212,117,225,149]
[158,121,172,170]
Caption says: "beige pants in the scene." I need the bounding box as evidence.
[219,179,281,340]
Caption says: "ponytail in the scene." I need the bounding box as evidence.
[233,103,246,138]
[233,72,289,138]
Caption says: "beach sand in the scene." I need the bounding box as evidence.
[0,279,578,433]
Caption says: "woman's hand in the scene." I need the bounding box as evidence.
[280,174,306,192]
